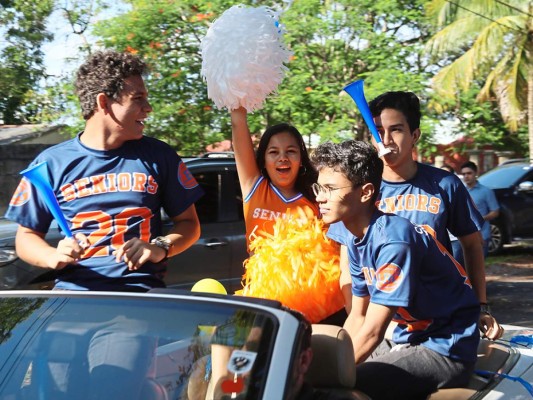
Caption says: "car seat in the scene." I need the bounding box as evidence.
[306,324,371,400]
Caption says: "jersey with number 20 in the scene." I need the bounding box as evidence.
[6,134,204,291]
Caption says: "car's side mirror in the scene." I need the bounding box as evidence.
[517,181,533,193]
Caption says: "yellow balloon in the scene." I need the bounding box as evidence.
[191,278,227,295]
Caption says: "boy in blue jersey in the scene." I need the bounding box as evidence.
[5,51,204,398]
[6,50,203,292]
[311,140,480,400]
[331,91,503,340]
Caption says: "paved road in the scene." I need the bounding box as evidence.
[485,243,533,327]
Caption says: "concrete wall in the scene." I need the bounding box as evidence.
[20,130,66,145]
[0,144,51,216]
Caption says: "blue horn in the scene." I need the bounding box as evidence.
[343,80,391,156]
[20,162,73,238]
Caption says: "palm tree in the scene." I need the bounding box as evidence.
[425,0,532,161]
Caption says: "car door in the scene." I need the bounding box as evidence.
[510,170,533,238]
[163,163,247,293]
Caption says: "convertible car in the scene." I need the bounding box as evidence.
[0,290,531,399]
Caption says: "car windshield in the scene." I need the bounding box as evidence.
[0,293,277,400]
[478,165,530,189]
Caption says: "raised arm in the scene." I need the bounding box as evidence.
[230,107,261,197]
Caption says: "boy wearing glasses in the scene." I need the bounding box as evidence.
[311,140,480,400]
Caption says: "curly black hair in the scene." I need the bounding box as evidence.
[75,50,148,120]
[311,140,383,202]
[255,123,318,202]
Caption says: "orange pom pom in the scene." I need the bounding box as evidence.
[235,208,344,323]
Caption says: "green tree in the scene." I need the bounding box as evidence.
[429,86,526,155]
[425,0,533,160]
[93,0,234,154]
[0,0,451,159]
[0,0,54,124]
[93,0,432,153]
[0,0,114,127]
[0,0,434,152]
[273,0,431,146]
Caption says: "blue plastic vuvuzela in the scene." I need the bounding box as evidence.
[343,80,391,157]
[20,162,73,238]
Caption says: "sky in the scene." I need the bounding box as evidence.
[41,3,131,77]
[42,9,85,77]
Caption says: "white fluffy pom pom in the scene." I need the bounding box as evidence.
[200,5,293,112]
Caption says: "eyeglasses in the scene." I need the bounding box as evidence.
[312,183,354,199]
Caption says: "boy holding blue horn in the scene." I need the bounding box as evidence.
[334,88,502,341]
[6,49,204,400]
[6,50,203,292]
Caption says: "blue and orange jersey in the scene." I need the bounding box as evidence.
[5,133,204,291]
[375,163,483,250]
[327,211,480,363]
[243,176,319,250]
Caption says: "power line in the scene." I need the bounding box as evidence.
[444,0,524,34]
[493,0,533,19]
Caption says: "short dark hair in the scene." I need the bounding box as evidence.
[256,123,318,202]
[441,164,454,173]
[460,161,478,173]
[311,140,383,202]
[369,91,421,133]
[75,50,148,120]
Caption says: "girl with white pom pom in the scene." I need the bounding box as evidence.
[201,4,318,248]
[201,4,346,326]
[230,107,319,252]
[231,108,348,327]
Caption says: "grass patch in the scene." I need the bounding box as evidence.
[486,254,528,266]
[486,242,533,267]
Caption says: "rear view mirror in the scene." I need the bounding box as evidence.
[517,181,533,193]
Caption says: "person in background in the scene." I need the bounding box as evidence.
[460,161,500,258]
[290,313,352,400]
[331,90,502,340]
[198,309,348,400]
[312,140,480,400]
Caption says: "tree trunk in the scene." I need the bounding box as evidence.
[528,9,533,164]
[529,70,533,163]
